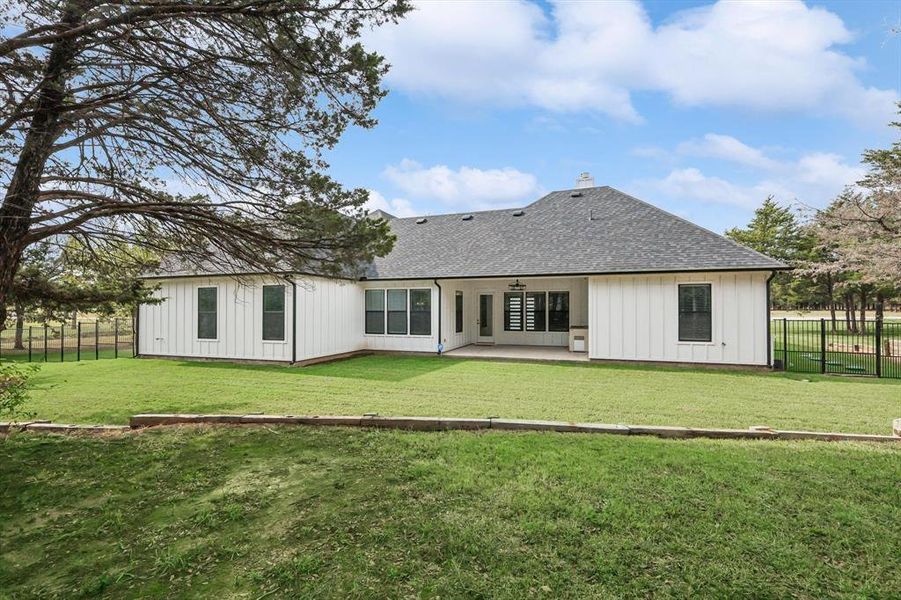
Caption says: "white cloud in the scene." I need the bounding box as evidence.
[640,134,865,209]
[655,168,763,208]
[382,159,543,210]
[367,0,896,126]
[677,134,781,170]
[364,189,418,217]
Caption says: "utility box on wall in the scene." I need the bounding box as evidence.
[570,326,588,353]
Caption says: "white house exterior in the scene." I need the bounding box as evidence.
[138,185,785,366]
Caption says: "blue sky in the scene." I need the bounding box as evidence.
[324,0,900,233]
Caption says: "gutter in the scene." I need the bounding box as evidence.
[291,278,297,364]
[434,279,443,355]
[765,270,776,368]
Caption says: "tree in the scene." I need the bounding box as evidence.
[0,0,408,324]
[811,113,901,322]
[725,196,816,309]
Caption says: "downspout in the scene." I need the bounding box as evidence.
[291,278,297,364]
[434,279,443,355]
[765,271,776,368]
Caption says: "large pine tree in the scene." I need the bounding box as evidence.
[0,0,410,324]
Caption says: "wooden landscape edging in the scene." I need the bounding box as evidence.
[2,415,899,443]
[123,414,899,442]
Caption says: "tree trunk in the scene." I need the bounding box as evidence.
[826,274,836,332]
[0,4,83,325]
[875,291,884,322]
[859,289,868,334]
[13,303,25,350]
[70,310,77,328]
[846,294,856,332]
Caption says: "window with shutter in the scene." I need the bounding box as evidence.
[525,292,546,332]
[504,292,523,331]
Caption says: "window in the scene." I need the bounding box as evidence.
[262,285,285,341]
[548,292,570,332]
[365,289,385,334]
[455,291,464,333]
[410,289,431,335]
[678,284,712,342]
[387,289,408,335]
[504,292,523,331]
[525,292,546,332]
[197,287,217,340]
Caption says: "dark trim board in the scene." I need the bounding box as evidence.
[588,358,769,371]
[140,265,792,283]
[361,265,792,282]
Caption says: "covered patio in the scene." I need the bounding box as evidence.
[444,343,589,363]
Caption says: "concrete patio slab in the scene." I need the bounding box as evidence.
[444,344,588,363]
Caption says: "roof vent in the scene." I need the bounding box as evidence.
[575,172,595,189]
[461,214,473,221]
[570,191,583,198]
[416,217,427,224]
[512,209,524,217]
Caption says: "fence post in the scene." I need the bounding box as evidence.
[782,318,788,370]
[875,316,883,378]
[77,322,82,361]
[114,318,119,359]
[28,326,32,362]
[95,321,99,360]
[44,325,48,362]
[60,324,65,362]
[820,318,826,374]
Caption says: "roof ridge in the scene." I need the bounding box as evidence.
[603,186,787,267]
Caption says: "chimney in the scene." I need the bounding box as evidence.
[575,172,595,189]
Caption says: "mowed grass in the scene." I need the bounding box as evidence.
[1,427,898,599]
[20,355,901,434]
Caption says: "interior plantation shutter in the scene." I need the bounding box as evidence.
[504,292,523,331]
[525,292,547,332]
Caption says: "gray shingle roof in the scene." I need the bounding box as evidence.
[364,186,786,280]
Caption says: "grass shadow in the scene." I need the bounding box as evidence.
[166,353,463,382]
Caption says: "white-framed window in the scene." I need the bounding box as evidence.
[365,289,385,334]
[197,286,218,340]
[364,288,432,336]
[262,285,286,341]
[387,289,408,335]
[409,289,431,336]
[678,283,712,342]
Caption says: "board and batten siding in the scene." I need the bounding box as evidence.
[358,280,439,353]
[587,271,770,365]
[294,277,364,361]
[139,275,295,361]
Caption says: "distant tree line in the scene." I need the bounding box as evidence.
[727,115,900,331]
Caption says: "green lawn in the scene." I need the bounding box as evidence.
[18,355,901,434]
[2,427,898,598]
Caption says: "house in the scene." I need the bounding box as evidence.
[137,179,787,366]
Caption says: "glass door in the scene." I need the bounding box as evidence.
[478,293,494,344]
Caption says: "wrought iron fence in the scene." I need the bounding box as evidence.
[0,319,134,363]
[772,318,901,379]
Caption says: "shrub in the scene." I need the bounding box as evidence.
[0,362,39,419]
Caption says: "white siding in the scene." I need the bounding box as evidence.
[294,277,364,361]
[587,271,769,365]
[139,275,294,361]
[358,280,440,353]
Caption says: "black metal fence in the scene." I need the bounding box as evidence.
[772,318,901,378]
[0,319,134,363]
